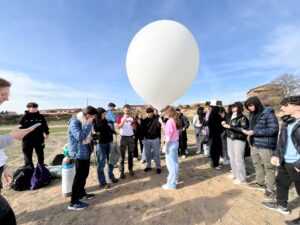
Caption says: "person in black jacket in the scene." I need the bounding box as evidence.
[133,112,143,161]
[263,96,300,220]
[141,108,162,174]
[19,102,50,167]
[222,102,249,184]
[176,108,190,159]
[208,106,223,169]
[93,108,118,189]
[244,96,279,200]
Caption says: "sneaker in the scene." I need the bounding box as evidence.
[140,159,145,164]
[228,174,235,179]
[120,173,126,179]
[112,179,119,183]
[68,201,88,211]
[100,184,110,189]
[263,202,290,215]
[129,170,134,176]
[196,150,201,154]
[215,165,222,170]
[144,167,152,172]
[234,179,246,185]
[133,157,138,162]
[156,168,161,174]
[248,183,265,191]
[285,216,300,225]
[162,184,176,190]
[80,193,95,200]
[263,190,275,202]
[182,155,186,159]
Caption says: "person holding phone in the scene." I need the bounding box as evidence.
[19,102,50,167]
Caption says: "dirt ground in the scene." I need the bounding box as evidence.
[2,130,300,225]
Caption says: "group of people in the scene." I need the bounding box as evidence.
[191,96,300,224]
[0,76,300,224]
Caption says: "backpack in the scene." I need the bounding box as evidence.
[30,164,52,190]
[10,165,34,191]
[50,154,65,166]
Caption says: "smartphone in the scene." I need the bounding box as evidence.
[29,123,42,129]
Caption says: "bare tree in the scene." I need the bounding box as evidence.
[271,74,300,97]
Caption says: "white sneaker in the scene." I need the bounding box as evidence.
[215,165,222,170]
[162,184,176,190]
[196,150,201,154]
[133,157,138,162]
[182,155,186,159]
[228,174,235,179]
[140,159,145,164]
[234,179,246,185]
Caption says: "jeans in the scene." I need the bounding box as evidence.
[144,138,161,169]
[227,138,246,182]
[221,131,229,161]
[71,159,90,204]
[165,141,179,189]
[96,143,116,186]
[204,138,212,156]
[119,136,135,173]
[276,162,300,207]
[251,146,276,191]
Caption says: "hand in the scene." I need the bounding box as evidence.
[222,124,230,129]
[295,167,300,172]
[248,130,254,136]
[158,117,164,125]
[86,115,96,124]
[9,125,34,140]
[44,134,49,139]
[3,169,13,186]
[270,156,280,166]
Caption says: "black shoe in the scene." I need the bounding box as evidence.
[156,168,161,174]
[285,216,300,225]
[129,170,134,176]
[120,173,126,179]
[100,184,110,189]
[112,179,119,183]
[144,167,152,172]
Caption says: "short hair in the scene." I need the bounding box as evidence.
[123,104,131,109]
[0,78,11,88]
[84,106,98,115]
[26,102,39,108]
[146,107,154,113]
[280,95,300,106]
[175,108,181,112]
[108,102,116,107]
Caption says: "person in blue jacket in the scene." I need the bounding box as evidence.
[244,96,279,201]
[106,102,118,131]
[67,106,98,211]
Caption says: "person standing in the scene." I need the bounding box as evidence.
[67,106,98,210]
[263,96,300,221]
[93,108,118,189]
[19,102,50,167]
[117,104,136,179]
[192,107,205,154]
[220,106,230,165]
[106,102,118,131]
[160,106,181,190]
[208,106,223,169]
[141,108,162,174]
[222,102,249,184]
[203,106,213,157]
[133,112,143,161]
[176,108,189,159]
[0,78,36,224]
[244,96,279,201]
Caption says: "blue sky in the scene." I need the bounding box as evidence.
[1,0,300,113]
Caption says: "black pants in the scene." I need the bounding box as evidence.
[0,195,16,225]
[119,136,134,173]
[178,130,188,155]
[210,137,222,167]
[134,136,143,158]
[22,140,45,166]
[71,159,90,204]
[276,162,300,208]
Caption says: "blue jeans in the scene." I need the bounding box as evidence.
[165,141,179,189]
[96,143,116,186]
[144,138,161,169]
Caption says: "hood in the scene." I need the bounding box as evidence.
[244,96,264,114]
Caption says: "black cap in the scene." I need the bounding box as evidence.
[26,102,38,108]
[280,95,300,106]
[108,102,116,107]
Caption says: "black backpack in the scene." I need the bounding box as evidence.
[50,154,65,166]
[10,165,34,191]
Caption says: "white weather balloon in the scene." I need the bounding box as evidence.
[126,20,200,111]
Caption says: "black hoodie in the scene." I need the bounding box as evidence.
[244,96,264,129]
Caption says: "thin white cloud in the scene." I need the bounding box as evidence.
[0,71,106,113]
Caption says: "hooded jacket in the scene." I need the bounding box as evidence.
[245,97,279,150]
[274,116,300,169]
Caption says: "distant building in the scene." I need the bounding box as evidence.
[39,108,82,115]
[205,100,222,106]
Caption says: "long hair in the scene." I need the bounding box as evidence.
[165,106,182,130]
[197,107,205,124]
